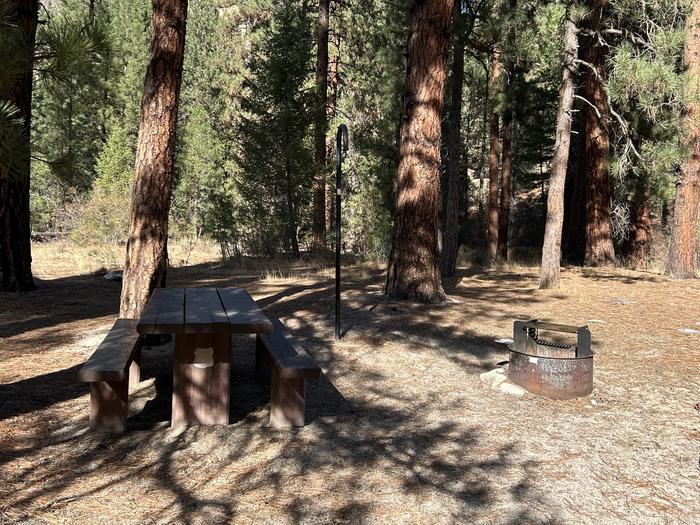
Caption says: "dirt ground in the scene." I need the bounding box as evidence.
[1,245,699,524]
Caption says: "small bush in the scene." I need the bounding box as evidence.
[70,189,130,245]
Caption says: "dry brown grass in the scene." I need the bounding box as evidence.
[31,239,222,280]
[1,243,699,524]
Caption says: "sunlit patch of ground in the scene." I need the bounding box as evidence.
[1,244,698,524]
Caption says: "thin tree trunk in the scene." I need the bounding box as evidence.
[487,49,501,265]
[312,0,330,250]
[498,78,513,261]
[440,0,466,278]
[385,0,453,303]
[477,75,489,243]
[325,29,340,237]
[626,189,651,270]
[285,159,300,257]
[478,171,484,240]
[119,0,188,318]
[0,0,38,292]
[497,0,516,261]
[667,0,700,278]
[583,7,615,266]
[539,9,579,289]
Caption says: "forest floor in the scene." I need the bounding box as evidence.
[1,242,699,524]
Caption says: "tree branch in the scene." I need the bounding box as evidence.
[574,94,601,119]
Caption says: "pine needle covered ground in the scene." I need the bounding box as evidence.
[1,244,698,524]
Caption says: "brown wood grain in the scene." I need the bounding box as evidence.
[139,287,271,334]
[184,287,229,334]
[269,369,305,428]
[90,380,128,432]
[217,288,273,333]
[78,319,141,382]
[137,288,185,334]
[259,318,321,379]
[171,333,230,427]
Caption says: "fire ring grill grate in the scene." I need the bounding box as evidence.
[508,320,593,399]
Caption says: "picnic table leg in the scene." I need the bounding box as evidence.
[129,344,141,391]
[90,380,128,432]
[269,368,306,428]
[172,333,230,427]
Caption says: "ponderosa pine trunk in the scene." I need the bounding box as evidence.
[562,104,587,264]
[440,0,466,278]
[119,0,188,318]
[498,75,513,261]
[385,0,453,303]
[312,0,330,250]
[487,49,501,265]
[583,1,615,266]
[539,10,579,289]
[626,189,651,270]
[497,0,516,261]
[0,0,38,292]
[667,1,700,278]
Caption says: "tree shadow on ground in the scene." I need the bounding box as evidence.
[0,364,85,422]
[0,260,580,522]
[1,356,558,524]
[0,261,557,420]
[0,275,121,340]
[127,334,350,431]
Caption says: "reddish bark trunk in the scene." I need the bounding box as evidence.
[498,81,513,261]
[497,0,516,262]
[627,190,651,271]
[487,50,501,265]
[0,0,38,292]
[385,0,453,302]
[562,111,587,264]
[539,10,579,289]
[119,0,188,318]
[667,1,700,278]
[312,0,330,250]
[583,20,615,266]
[440,0,466,278]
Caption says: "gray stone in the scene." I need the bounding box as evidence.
[499,382,526,397]
[479,368,507,389]
[104,270,123,282]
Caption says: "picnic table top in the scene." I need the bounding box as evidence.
[137,287,273,335]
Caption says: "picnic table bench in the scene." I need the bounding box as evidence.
[78,287,322,431]
[256,318,322,427]
[77,319,142,432]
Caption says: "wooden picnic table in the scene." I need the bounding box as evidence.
[137,287,273,427]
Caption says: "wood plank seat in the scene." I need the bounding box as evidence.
[255,318,321,427]
[77,319,142,432]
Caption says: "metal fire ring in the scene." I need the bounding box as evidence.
[508,320,593,400]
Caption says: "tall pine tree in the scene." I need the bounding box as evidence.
[120,0,188,317]
[385,0,453,302]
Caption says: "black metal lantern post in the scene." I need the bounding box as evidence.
[335,124,348,340]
